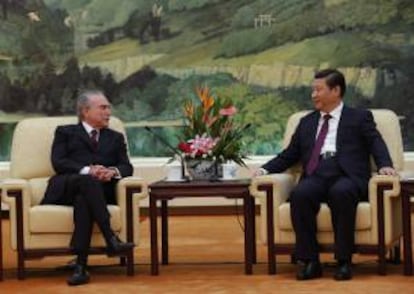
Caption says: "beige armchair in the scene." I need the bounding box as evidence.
[1,116,148,280]
[250,109,403,275]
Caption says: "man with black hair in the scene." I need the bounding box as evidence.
[254,69,395,281]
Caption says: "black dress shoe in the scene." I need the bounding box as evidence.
[107,235,135,256]
[334,261,352,281]
[55,258,77,271]
[296,261,323,280]
[67,264,90,286]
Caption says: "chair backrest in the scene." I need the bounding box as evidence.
[282,109,404,172]
[10,116,126,179]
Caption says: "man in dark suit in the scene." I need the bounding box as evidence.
[254,69,396,281]
[41,90,134,286]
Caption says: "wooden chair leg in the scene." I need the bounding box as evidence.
[17,250,25,280]
[290,253,297,264]
[390,245,401,264]
[126,249,134,276]
[120,256,126,266]
[378,251,386,276]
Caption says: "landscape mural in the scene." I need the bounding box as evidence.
[1,0,414,161]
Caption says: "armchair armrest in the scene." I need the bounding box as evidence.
[1,179,31,250]
[1,178,32,213]
[250,173,296,244]
[368,174,400,202]
[116,176,148,244]
[250,173,295,207]
[116,177,148,206]
[368,174,401,245]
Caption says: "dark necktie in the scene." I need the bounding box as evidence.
[90,129,98,151]
[306,114,331,175]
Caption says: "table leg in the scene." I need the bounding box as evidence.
[161,199,168,265]
[266,187,276,275]
[248,194,256,263]
[402,188,413,275]
[244,194,253,275]
[150,196,159,275]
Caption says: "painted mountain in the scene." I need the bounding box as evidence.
[0,0,414,159]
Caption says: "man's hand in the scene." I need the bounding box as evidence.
[252,168,267,177]
[89,165,105,178]
[378,166,397,176]
[89,165,116,182]
[98,168,117,182]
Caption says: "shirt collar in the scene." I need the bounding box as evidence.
[320,101,343,121]
[82,121,97,135]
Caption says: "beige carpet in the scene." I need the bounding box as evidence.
[1,215,413,293]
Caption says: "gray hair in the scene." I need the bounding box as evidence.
[76,89,104,120]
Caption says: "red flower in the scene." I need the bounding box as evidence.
[178,142,192,153]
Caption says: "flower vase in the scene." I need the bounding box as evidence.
[185,159,222,180]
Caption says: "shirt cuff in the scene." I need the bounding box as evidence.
[80,166,90,175]
[259,168,269,176]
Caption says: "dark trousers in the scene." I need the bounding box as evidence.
[290,158,360,262]
[62,175,115,258]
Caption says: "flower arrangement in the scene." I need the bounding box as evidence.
[177,86,248,166]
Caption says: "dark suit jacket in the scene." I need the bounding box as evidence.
[41,123,133,205]
[262,106,393,199]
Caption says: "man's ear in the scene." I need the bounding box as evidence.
[333,85,341,97]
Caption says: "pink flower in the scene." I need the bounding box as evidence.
[187,134,219,156]
[219,105,237,116]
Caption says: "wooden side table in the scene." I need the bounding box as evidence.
[401,179,414,275]
[148,179,256,275]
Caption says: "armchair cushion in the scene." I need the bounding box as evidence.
[29,205,122,233]
[26,177,123,234]
[278,202,372,231]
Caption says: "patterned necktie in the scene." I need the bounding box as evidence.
[306,114,331,175]
[90,129,98,151]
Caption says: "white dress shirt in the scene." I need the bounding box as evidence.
[79,122,98,175]
[318,101,343,154]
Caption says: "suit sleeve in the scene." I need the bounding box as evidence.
[114,133,133,177]
[51,126,84,174]
[361,110,393,169]
[262,120,302,173]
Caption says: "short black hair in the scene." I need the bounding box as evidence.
[314,69,346,97]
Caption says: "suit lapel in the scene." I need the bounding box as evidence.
[98,128,111,152]
[304,111,320,162]
[76,123,95,150]
[336,105,350,153]
[308,111,320,145]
